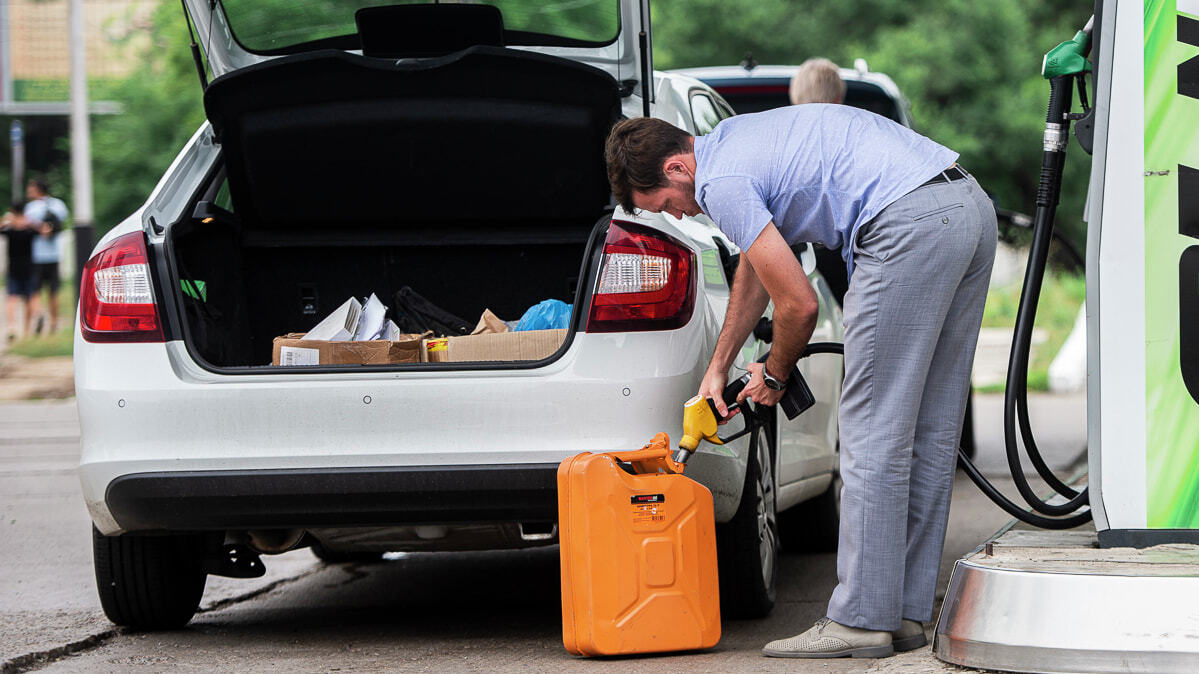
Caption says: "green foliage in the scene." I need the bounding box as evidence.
[8,327,73,358]
[981,269,1086,391]
[7,288,77,358]
[652,0,1095,250]
[88,1,206,235]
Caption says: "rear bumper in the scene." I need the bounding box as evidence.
[105,463,559,532]
[76,328,751,533]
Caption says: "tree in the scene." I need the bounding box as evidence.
[651,0,1095,247]
[89,1,205,235]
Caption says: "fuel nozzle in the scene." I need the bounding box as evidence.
[674,353,818,464]
[674,395,725,464]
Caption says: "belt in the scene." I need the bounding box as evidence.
[918,165,969,189]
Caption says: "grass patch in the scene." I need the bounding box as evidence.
[5,290,77,358]
[980,269,1084,392]
[8,328,73,358]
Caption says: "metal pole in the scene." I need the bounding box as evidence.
[1,0,13,105]
[9,119,21,204]
[68,0,93,298]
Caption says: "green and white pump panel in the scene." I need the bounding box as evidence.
[1088,0,1199,547]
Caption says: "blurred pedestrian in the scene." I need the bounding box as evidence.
[24,179,69,335]
[2,203,37,341]
[790,57,846,105]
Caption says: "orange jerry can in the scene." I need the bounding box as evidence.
[557,432,721,656]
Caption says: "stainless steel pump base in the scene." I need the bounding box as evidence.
[935,529,1199,673]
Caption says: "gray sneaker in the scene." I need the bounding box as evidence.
[891,619,928,652]
[761,617,894,659]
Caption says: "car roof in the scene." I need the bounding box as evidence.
[671,64,906,100]
[670,63,911,127]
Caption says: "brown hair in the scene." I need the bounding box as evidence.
[604,118,693,213]
[789,58,846,105]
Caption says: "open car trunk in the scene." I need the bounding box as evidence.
[168,47,622,369]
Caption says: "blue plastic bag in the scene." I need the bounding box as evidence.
[515,299,572,331]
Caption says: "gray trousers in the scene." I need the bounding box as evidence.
[826,175,997,631]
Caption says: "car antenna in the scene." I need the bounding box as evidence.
[740,52,758,72]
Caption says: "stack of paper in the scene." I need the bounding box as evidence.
[305,294,404,342]
[305,298,362,341]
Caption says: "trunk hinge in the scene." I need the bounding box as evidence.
[181,0,209,91]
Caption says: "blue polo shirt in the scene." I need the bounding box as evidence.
[693,104,958,279]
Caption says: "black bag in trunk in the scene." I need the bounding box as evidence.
[391,286,472,336]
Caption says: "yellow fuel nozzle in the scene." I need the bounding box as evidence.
[674,395,724,464]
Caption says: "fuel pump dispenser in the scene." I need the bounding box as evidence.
[935,2,1199,671]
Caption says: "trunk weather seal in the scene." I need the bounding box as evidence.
[153,153,229,343]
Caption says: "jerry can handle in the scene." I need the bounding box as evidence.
[605,433,684,475]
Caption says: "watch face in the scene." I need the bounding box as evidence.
[764,374,784,391]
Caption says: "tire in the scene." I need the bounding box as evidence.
[778,475,840,553]
[716,422,778,619]
[310,542,385,564]
[92,526,208,630]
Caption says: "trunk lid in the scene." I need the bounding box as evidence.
[202,45,622,231]
[182,0,649,89]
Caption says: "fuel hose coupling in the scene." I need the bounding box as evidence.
[1043,122,1068,153]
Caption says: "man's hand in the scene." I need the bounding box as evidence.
[737,362,785,408]
[698,367,734,421]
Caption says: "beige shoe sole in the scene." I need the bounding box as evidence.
[761,644,894,659]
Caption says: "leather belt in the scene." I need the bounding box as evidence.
[918,165,969,189]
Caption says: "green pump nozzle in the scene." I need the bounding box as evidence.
[1042,17,1093,79]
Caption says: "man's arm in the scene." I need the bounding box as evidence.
[698,253,771,416]
[735,223,820,408]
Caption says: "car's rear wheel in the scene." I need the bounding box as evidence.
[717,421,778,618]
[92,526,208,630]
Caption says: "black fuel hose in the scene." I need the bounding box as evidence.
[800,342,1090,528]
[991,75,1090,523]
[927,74,1090,529]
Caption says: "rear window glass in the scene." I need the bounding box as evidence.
[220,0,621,52]
[712,79,905,124]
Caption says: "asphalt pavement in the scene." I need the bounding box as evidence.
[0,392,1087,672]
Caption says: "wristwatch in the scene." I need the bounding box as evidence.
[762,367,787,391]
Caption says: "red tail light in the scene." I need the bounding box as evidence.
[80,232,164,343]
[586,221,696,333]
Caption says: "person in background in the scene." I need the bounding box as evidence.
[24,179,69,335]
[790,57,847,106]
[2,203,38,341]
[790,58,852,305]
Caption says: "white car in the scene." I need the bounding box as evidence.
[76,0,843,629]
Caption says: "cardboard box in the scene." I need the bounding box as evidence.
[444,329,567,362]
[423,337,449,363]
[272,332,424,366]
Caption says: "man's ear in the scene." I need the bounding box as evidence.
[662,154,690,178]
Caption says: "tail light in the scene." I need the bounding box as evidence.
[80,232,164,343]
[586,221,696,333]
